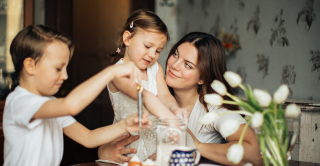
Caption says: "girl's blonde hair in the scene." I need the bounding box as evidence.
[109,9,169,57]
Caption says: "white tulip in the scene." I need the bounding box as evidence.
[220,119,240,138]
[251,112,263,128]
[227,144,244,164]
[204,94,223,106]
[223,71,242,88]
[253,89,272,107]
[274,84,290,104]
[211,80,227,96]
[285,104,301,117]
[198,112,219,125]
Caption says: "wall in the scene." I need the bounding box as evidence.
[176,0,320,101]
[156,0,179,69]
[157,0,320,101]
[156,0,320,163]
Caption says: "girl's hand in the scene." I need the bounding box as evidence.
[114,62,143,86]
[125,111,152,132]
[171,107,189,125]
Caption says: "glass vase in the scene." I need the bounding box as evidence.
[255,116,299,166]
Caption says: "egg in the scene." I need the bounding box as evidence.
[128,155,142,166]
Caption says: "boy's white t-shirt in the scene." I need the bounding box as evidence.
[3,86,76,166]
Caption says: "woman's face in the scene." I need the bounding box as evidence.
[166,42,203,91]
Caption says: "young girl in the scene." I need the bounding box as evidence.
[3,25,151,166]
[107,10,190,160]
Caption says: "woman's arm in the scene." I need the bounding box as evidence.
[33,62,141,119]
[190,124,263,166]
[64,111,151,148]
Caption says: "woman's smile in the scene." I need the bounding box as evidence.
[168,69,180,78]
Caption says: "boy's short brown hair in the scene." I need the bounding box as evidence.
[10,25,74,76]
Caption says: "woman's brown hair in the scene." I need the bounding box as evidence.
[109,9,170,57]
[166,32,239,112]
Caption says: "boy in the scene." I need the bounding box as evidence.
[3,25,151,166]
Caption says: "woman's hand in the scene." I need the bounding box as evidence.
[98,133,139,163]
[187,128,201,148]
[148,153,157,161]
[125,110,152,132]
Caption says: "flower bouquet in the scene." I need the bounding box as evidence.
[221,28,241,56]
[198,71,301,166]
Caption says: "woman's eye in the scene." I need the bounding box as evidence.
[56,68,61,72]
[156,50,161,53]
[173,53,178,57]
[145,45,150,49]
[185,63,192,69]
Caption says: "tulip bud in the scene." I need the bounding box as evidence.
[223,71,242,88]
[227,144,244,164]
[253,89,272,107]
[198,112,219,125]
[274,84,290,104]
[204,94,223,106]
[211,80,227,96]
[251,112,263,128]
[220,119,240,138]
[285,104,301,117]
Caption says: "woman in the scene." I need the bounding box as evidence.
[98,32,262,165]
[165,32,262,165]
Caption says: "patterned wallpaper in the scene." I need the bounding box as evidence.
[157,0,320,101]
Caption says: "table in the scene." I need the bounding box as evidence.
[73,158,320,166]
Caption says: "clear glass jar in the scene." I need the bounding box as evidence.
[156,118,186,166]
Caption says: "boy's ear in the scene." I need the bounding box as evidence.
[123,30,131,46]
[23,57,36,75]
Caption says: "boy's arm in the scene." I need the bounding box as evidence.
[63,111,151,148]
[33,62,141,119]
[111,65,176,119]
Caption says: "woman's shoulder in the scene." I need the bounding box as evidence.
[207,104,230,114]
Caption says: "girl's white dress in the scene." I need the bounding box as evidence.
[108,59,195,161]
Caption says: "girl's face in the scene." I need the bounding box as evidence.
[166,42,203,91]
[123,28,167,70]
[33,41,69,96]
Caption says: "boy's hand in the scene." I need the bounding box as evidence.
[125,111,152,132]
[114,62,143,86]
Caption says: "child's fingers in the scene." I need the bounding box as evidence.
[142,111,152,128]
[136,68,142,85]
[133,114,139,123]
[141,111,149,123]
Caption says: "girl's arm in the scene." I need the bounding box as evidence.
[155,63,188,117]
[189,124,263,166]
[63,111,151,148]
[110,63,176,119]
[33,62,141,119]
